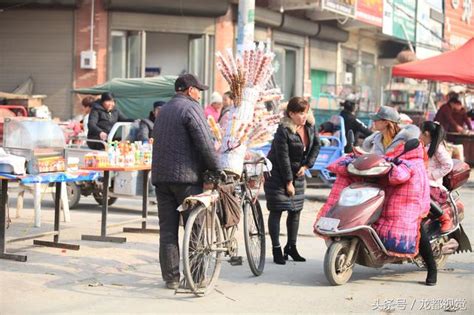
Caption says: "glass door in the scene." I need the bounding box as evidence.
[109,31,127,79]
[188,34,214,104]
[127,31,145,78]
[274,45,298,101]
[109,30,145,79]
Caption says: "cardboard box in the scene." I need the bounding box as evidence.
[0,92,46,108]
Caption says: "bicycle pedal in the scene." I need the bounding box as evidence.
[228,256,243,266]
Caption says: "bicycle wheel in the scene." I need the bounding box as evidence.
[243,198,266,276]
[183,204,223,296]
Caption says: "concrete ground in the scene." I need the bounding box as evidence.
[0,181,473,314]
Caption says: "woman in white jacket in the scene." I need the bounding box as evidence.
[421,121,454,233]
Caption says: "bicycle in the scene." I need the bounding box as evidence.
[179,159,267,296]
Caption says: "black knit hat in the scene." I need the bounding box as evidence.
[100,92,114,103]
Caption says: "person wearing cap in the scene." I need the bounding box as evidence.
[87,92,134,150]
[136,101,165,141]
[151,73,220,290]
[434,98,472,133]
[339,99,372,152]
[204,91,223,122]
[362,105,420,154]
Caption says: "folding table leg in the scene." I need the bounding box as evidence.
[0,179,27,262]
[82,171,126,243]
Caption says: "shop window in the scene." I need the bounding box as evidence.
[274,45,301,101]
[110,31,214,103]
[109,30,144,79]
[109,31,127,79]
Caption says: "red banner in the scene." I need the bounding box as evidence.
[356,0,383,27]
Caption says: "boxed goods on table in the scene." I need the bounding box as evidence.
[83,140,153,168]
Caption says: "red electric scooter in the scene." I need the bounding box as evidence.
[314,138,472,285]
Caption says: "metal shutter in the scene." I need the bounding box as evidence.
[0,9,74,119]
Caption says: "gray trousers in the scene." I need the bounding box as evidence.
[155,184,202,282]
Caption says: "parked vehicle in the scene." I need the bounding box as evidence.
[314,139,472,285]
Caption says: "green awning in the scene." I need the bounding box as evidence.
[73,76,176,119]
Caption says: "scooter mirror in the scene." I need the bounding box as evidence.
[347,130,355,146]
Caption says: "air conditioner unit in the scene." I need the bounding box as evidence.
[344,72,353,85]
[80,50,97,70]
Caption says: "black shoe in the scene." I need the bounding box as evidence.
[165,281,179,290]
[284,244,306,262]
[425,269,437,286]
[272,247,286,265]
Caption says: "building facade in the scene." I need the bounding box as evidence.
[0,0,472,120]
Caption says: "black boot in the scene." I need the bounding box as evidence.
[425,268,437,286]
[284,244,306,262]
[419,224,437,286]
[272,246,286,265]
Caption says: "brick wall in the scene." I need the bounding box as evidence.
[73,0,108,114]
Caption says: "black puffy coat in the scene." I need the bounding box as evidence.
[87,102,134,149]
[151,93,220,185]
[264,112,320,212]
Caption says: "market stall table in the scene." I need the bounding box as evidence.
[447,132,474,167]
[0,170,100,262]
[80,165,157,243]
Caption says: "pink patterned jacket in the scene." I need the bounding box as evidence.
[315,143,430,257]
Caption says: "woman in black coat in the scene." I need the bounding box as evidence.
[264,97,320,264]
[87,92,134,150]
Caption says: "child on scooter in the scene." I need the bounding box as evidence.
[420,121,454,233]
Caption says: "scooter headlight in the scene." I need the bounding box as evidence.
[338,187,380,206]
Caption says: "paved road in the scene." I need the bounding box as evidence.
[0,184,472,314]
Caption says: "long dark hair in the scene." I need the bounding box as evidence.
[421,121,445,158]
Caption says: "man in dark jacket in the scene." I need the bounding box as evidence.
[136,101,165,141]
[87,92,134,150]
[151,74,220,289]
[339,99,372,152]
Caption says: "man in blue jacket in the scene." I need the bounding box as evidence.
[151,74,220,289]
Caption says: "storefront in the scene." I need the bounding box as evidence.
[310,40,337,109]
[340,31,378,111]
[254,6,348,103]
[105,0,230,102]
[0,7,75,119]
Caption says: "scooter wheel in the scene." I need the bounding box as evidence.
[93,192,118,206]
[324,240,354,286]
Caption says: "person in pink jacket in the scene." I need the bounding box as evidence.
[421,121,454,233]
[315,106,437,285]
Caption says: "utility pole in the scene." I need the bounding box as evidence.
[237,0,255,54]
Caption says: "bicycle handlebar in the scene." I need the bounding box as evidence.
[203,170,227,185]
